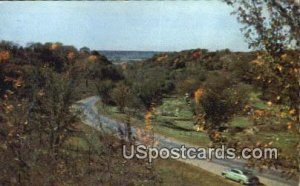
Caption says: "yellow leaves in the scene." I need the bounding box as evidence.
[0,50,10,62]
[251,59,264,66]
[279,112,287,118]
[280,53,288,60]
[50,43,59,50]
[289,109,296,115]
[293,68,298,74]
[156,54,168,62]
[276,64,283,72]
[194,88,204,104]
[267,101,272,107]
[196,125,204,132]
[88,55,98,62]
[287,122,293,130]
[243,104,251,112]
[251,55,265,66]
[145,111,152,131]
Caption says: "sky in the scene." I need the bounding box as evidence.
[0,1,249,52]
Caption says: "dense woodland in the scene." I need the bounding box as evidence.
[0,41,163,185]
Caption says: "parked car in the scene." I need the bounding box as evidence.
[221,168,259,185]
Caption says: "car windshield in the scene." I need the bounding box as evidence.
[242,170,253,175]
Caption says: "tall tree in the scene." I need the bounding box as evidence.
[226,0,299,131]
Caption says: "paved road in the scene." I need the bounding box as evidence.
[75,96,298,186]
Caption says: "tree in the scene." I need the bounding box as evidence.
[226,0,300,131]
[111,82,132,112]
[193,72,250,137]
[225,0,300,177]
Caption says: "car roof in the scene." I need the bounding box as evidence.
[230,168,253,174]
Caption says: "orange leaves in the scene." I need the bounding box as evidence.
[192,51,201,59]
[289,109,296,115]
[145,111,152,131]
[0,50,10,62]
[287,122,293,130]
[254,109,265,117]
[50,43,59,50]
[88,55,98,62]
[194,88,204,104]
[135,128,159,146]
[251,55,264,66]
[67,52,75,60]
[280,53,288,60]
[209,131,223,142]
[145,103,156,131]
[4,76,23,89]
[292,68,298,74]
[155,54,168,62]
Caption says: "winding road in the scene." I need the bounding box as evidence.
[75,96,298,186]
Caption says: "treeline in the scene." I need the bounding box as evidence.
[110,49,257,128]
[0,41,159,185]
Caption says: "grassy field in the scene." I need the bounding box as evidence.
[155,159,238,186]
[96,93,298,158]
[97,98,211,147]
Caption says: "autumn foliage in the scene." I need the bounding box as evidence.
[0,51,10,62]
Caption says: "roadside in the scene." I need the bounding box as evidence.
[76,96,298,186]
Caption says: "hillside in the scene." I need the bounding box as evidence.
[100,48,299,178]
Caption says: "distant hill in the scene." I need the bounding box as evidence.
[99,50,162,63]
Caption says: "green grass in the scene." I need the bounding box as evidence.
[97,97,211,147]
[97,93,298,159]
[228,116,252,128]
[256,131,298,156]
[158,97,193,119]
[155,159,238,186]
[249,92,269,109]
